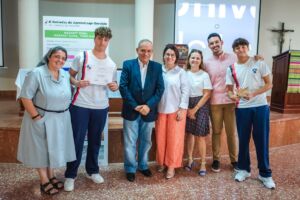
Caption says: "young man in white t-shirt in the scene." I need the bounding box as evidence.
[64,27,118,191]
[226,38,276,189]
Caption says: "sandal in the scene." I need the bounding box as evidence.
[184,159,195,171]
[49,176,64,189]
[198,162,207,176]
[166,169,175,179]
[40,182,59,195]
[157,165,166,173]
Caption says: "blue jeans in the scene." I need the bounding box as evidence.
[123,116,154,173]
[65,105,108,178]
[236,105,272,177]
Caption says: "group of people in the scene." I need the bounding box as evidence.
[17,27,275,196]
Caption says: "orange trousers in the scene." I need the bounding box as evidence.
[155,111,187,168]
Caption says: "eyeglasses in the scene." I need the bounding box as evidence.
[53,55,66,61]
[164,53,176,58]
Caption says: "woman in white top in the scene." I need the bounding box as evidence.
[155,44,189,179]
[185,49,212,176]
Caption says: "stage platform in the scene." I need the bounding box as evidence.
[1,99,300,163]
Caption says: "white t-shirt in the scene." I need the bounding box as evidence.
[226,57,271,108]
[158,65,190,114]
[71,50,117,109]
[187,70,212,97]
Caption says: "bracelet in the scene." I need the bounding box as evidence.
[32,114,40,119]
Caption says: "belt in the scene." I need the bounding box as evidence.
[35,105,69,113]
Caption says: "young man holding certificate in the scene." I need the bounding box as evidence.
[226,38,275,189]
[64,27,118,191]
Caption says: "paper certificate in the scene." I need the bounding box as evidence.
[84,64,114,85]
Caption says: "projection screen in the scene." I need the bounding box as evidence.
[175,0,261,59]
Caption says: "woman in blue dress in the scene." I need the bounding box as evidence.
[17,46,76,195]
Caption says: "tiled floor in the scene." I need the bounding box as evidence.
[1,143,299,200]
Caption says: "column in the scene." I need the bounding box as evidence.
[18,0,39,69]
[16,0,39,115]
[135,0,154,47]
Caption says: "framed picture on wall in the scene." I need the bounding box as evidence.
[175,44,189,68]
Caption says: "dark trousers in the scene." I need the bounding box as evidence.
[236,105,272,177]
[65,105,108,178]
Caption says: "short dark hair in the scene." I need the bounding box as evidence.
[207,33,222,42]
[162,44,179,64]
[186,49,204,70]
[232,38,249,49]
[94,27,112,39]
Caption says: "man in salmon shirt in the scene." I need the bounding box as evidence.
[204,33,238,172]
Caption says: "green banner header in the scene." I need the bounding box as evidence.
[45,30,94,39]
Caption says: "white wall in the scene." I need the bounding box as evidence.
[259,0,300,68]
[153,0,175,63]
[0,0,19,90]
[0,77,16,90]
[0,0,300,90]
[39,0,136,68]
[39,0,175,67]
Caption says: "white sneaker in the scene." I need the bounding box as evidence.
[234,170,251,182]
[258,175,276,189]
[64,178,75,192]
[86,173,104,184]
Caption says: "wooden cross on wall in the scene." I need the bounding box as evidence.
[271,22,294,54]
